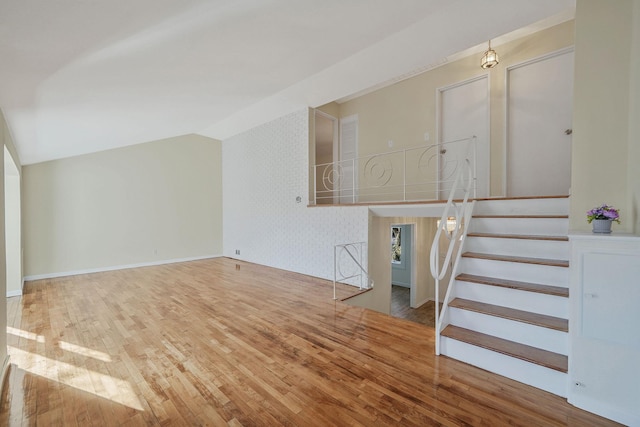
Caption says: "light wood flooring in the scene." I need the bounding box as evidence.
[0,258,621,426]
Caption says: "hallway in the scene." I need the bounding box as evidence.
[390,285,437,327]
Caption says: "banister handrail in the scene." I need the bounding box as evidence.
[429,136,477,355]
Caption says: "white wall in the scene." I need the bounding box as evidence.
[23,134,223,278]
[4,149,20,296]
[222,109,369,280]
[0,110,10,386]
[629,0,640,232]
[571,0,634,232]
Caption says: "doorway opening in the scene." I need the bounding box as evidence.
[314,110,338,205]
[387,221,436,327]
[389,223,436,327]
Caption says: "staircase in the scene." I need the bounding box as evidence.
[439,196,570,397]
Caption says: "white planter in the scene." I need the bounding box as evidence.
[592,219,612,234]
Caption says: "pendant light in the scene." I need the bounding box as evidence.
[481,40,499,69]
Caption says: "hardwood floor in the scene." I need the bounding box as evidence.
[0,258,620,426]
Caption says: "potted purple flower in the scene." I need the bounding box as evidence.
[587,204,620,234]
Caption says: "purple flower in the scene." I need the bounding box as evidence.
[587,204,621,224]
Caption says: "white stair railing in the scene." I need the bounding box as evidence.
[430,136,477,355]
[333,242,373,300]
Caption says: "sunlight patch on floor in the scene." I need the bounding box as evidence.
[8,346,144,411]
[58,340,112,363]
[7,327,45,343]
[7,327,112,362]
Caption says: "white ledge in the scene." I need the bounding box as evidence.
[568,232,640,241]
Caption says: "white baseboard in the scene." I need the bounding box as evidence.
[23,254,223,282]
[0,355,10,398]
[6,289,21,298]
[413,297,432,309]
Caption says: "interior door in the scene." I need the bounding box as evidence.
[507,49,574,197]
[438,76,489,199]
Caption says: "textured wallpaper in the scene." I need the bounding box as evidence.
[222,109,369,281]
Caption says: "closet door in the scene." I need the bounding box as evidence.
[507,49,574,197]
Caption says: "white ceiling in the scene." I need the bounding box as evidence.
[0,0,575,165]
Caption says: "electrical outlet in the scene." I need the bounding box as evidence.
[235,249,240,255]
[388,140,394,148]
[424,131,430,142]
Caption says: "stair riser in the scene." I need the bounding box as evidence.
[469,218,568,235]
[448,307,568,354]
[441,337,568,397]
[459,258,569,287]
[473,198,569,216]
[455,280,568,318]
[465,237,569,260]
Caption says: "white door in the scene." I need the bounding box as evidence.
[339,115,358,203]
[438,76,489,199]
[507,49,574,197]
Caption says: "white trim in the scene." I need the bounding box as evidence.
[339,114,359,203]
[391,222,418,308]
[506,46,574,73]
[314,109,340,204]
[436,74,490,198]
[503,46,575,196]
[23,254,223,282]
[6,289,21,298]
[0,355,10,399]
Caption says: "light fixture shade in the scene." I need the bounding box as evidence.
[445,217,457,233]
[481,41,499,69]
[437,216,457,233]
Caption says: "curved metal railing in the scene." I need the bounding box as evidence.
[314,138,475,204]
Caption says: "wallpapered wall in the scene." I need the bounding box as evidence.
[222,109,369,280]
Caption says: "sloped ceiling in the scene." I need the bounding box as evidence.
[0,0,574,165]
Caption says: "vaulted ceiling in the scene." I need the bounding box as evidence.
[0,0,574,164]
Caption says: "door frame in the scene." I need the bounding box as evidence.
[4,146,22,297]
[435,74,490,198]
[503,46,574,196]
[390,222,417,308]
[339,114,359,203]
[314,110,339,204]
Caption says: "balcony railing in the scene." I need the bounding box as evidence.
[313,137,477,205]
